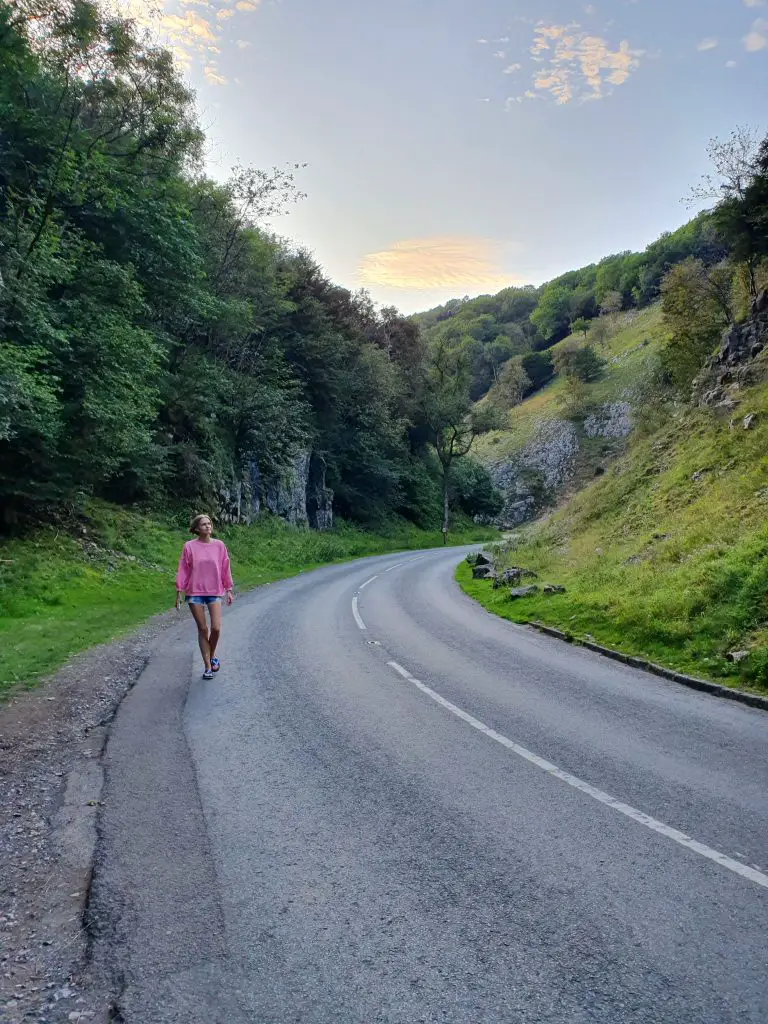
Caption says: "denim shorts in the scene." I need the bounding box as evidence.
[186,595,222,605]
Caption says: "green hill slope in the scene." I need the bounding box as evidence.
[462,342,768,692]
[474,305,670,523]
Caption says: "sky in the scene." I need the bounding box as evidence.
[120,0,766,313]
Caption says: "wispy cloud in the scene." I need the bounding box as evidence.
[744,0,765,7]
[106,0,261,83]
[358,238,516,291]
[696,38,718,51]
[744,18,768,49]
[519,22,643,104]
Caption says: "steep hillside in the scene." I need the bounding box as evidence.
[475,305,670,525]
[462,335,768,692]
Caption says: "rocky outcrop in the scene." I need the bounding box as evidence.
[217,450,334,530]
[694,294,768,409]
[482,400,637,529]
[584,402,633,440]
[486,419,579,527]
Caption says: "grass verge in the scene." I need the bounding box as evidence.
[0,501,496,698]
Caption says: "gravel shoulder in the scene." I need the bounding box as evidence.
[0,607,184,1024]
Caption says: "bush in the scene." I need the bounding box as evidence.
[521,350,555,392]
[553,342,606,383]
[450,459,504,520]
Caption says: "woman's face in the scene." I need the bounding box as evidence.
[197,517,213,538]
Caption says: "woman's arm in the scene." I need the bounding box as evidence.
[175,543,192,608]
[221,545,234,603]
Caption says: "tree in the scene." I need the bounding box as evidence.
[485,335,517,382]
[521,350,555,392]
[660,258,733,391]
[530,285,572,343]
[420,337,495,541]
[571,317,589,339]
[553,341,606,383]
[556,376,590,416]
[450,459,503,520]
[714,134,768,301]
[686,125,761,207]
[489,357,531,410]
[600,290,623,315]
[589,318,611,349]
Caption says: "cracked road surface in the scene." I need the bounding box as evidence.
[88,547,768,1023]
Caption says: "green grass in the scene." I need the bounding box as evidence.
[0,501,496,697]
[459,367,768,694]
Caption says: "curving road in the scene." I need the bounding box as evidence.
[90,547,768,1023]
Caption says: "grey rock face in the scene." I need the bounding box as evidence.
[262,450,311,526]
[508,584,539,599]
[487,418,580,527]
[694,305,768,408]
[216,450,334,530]
[584,402,633,439]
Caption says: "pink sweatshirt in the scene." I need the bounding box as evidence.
[176,538,234,596]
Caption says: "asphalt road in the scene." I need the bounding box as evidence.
[89,547,768,1023]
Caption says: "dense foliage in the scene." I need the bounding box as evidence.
[0,1,447,527]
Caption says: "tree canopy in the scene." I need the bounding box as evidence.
[0,1,441,527]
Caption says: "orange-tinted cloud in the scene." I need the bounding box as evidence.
[507,22,642,105]
[358,238,518,291]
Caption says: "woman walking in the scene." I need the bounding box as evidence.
[176,514,235,679]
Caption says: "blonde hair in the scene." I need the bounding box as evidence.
[189,513,213,536]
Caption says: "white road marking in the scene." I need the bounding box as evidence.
[352,596,366,631]
[386,660,768,891]
[359,575,379,590]
[384,561,406,573]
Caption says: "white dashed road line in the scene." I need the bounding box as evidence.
[386,660,768,891]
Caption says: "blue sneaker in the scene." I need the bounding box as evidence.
[211,658,221,673]
[202,668,214,680]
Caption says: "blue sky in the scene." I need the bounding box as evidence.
[127,0,767,312]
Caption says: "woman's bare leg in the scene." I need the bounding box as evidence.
[189,603,212,671]
[208,601,222,660]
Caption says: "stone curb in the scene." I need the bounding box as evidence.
[528,621,768,712]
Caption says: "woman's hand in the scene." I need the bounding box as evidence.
[226,589,235,606]
[175,591,183,611]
